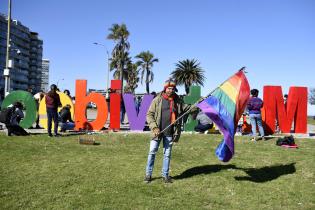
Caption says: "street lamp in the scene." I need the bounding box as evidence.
[3,0,12,97]
[93,42,110,92]
[56,78,64,88]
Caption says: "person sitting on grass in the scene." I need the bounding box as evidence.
[59,104,75,132]
[6,102,29,136]
[193,108,213,133]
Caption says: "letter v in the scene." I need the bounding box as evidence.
[123,94,154,130]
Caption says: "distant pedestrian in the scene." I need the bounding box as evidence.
[34,92,44,129]
[135,96,142,114]
[120,100,126,124]
[284,94,288,109]
[247,89,265,141]
[106,88,112,112]
[64,89,71,99]
[46,84,62,137]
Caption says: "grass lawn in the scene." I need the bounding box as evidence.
[308,116,315,126]
[0,132,314,209]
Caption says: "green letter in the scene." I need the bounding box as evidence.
[1,91,37,128]
[183,86,201,131]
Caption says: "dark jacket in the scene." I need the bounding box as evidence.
[45,91,61,109]
[247,96,263,114]
[146,92,196,142]
[59,107,73,123]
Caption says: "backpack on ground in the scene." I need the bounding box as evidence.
[276,135,295,146]
[0,107,14,124]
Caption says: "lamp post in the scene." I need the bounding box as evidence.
[93,42,110,92]
[56,78,64,88]
[3,0,12,97]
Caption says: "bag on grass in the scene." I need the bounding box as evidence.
[0,107,14,124]
[276,135,295,146]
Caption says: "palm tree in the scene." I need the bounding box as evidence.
[109,51,131,81]
[171,59,205,94]
[135,51,159,94]
[107,23,130,92]
[124,62,140,93]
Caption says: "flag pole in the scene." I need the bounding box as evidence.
[155,67,246,137]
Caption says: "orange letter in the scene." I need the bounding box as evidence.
[75,80,108,131]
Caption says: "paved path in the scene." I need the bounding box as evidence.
[307,124,315,134]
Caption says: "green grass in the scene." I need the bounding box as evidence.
[308,116,315,125]
[0,133,314,209]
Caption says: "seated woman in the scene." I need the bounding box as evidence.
[193,109,213,133]
[59,104,75,132]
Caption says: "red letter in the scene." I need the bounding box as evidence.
[110,80,121,130]
[263,86,307,134]
[75,80,108,131]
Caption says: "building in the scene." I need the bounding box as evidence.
[40,59,49,92]
[0,14,44,99]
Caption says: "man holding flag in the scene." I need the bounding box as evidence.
[144,68,250,183]
[144,79,196,184]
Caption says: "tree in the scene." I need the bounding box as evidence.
[107,23,130,92]
[124,62,140,93]
[109,51,131,81]
[309,88,315,105]
[135,51,159,94]
[171,59,205,94]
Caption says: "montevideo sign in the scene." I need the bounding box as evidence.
[0,79,308,134]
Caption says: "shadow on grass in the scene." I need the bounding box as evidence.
[174,163,296,183]
[235,162,296,183]
[173,164,237,180]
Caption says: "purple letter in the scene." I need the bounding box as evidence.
[123,94,154,130]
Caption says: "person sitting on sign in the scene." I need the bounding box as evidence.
[59,104,75,132]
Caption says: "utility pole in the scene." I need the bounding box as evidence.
[3,0,12,97]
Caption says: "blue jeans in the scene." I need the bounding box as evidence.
[47,108,59,135]
[249,113,265,137]
[60,122,75,131]
[145,136,173,177]
[194,123,213,132]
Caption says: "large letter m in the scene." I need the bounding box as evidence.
[263,86,307,134]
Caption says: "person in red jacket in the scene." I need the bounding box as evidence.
[45,84,62,137]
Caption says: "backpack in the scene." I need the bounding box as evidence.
[0,107,14,124]
[276,135,295,146]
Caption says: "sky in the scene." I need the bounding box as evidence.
[1,0,314,114]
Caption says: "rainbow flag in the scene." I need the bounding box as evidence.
[197,70,250,162]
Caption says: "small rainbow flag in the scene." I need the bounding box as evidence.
[197,70,250,162]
